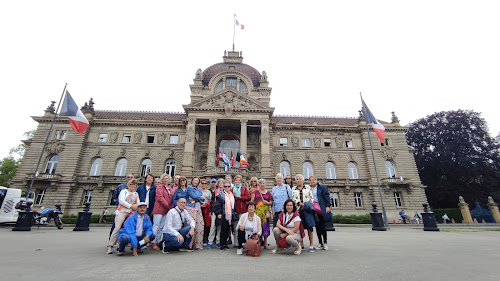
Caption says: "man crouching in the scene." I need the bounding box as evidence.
[117,202,154,256]
[161,197,195,253]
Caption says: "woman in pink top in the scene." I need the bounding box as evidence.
[150,174,174,250]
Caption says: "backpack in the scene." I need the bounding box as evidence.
[245,234,261,257]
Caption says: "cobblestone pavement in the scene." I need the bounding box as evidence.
[1,225,498,281]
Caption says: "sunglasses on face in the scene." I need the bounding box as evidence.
[201,182,207,184]
[250,180,256,182]
[127,176,133,179]
[224,185,231,188]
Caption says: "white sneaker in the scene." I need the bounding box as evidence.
[316,244,324,250]
[106,247,113,254]
[237,248,243,255]
[309,246,315,253]
[323,243,329,250]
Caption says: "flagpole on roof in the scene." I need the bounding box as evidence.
[360,93,390,229]
[232,14,236,51]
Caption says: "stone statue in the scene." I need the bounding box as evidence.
[109,132,119,144]
[291,137,299,147]
[459,196,465,204]
[261,71,268,81]
[157,133,167,145]
[46,101,56,112]
[488,196,494,204]
[391,111,399,123]
[195,68,203,80]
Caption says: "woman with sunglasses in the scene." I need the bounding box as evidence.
[248,177,258,194]
[200,179,212,246]
[251,178,273,249]
[207,178,225,248]
[150,174,174,250]
[214,181,236,251]
[107,179,139,254]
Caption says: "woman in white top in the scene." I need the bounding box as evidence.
[272,199,304,255]
[107,179,140,254]
[236,201,262,255]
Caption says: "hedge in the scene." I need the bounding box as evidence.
[431,208,463,223]
[332,214,372,224]
[61,214,115,224]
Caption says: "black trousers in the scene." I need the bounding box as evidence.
[237,229,246,249]
[316,215,327,245]
[220,218,230,248]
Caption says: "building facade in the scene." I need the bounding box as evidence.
[11,51,427,217]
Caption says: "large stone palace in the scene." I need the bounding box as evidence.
[11,50,427,216]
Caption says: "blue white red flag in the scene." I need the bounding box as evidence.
[362,100,385,143]
[221,150,231,169]
[59,91,89,136]
[236,152,249,167]
[235,19,244,30]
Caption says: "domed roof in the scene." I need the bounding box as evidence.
[202,62,261,88]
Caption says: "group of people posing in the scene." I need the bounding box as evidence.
[105,172,332,256]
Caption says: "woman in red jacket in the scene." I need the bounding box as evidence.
[150,173,174,250]
[232,174,250,246]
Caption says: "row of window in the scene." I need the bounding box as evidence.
[98,133,179,144]
[279,161,396,180]
[279,137,391,148]
[215,77,248,93]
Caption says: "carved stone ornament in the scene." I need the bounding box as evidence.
[133,132,142,144]
[195,92,267,110]
[305,152,311,161]
[348,153,355,162]
[248,133,258,145]
[328,153,334,161]
[261,128,269,144]
[261,71,268,81]
[109,132,119,144]
[291,137,299,147]
[381,147,397,161]
[282,152,287,161]
[169,149,175,157]
[314,138,321,148]
[200,131,209,143]
[144,149,150,157]
[225,102,234,116]
[157,133,167,145]
[120,148,126,157]
[262,156,270,167]
[45,140,65,154]
[95,148,101,157]
[335,137,343,148]
[195,68,203,80]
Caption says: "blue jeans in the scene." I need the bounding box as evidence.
[118,233,155,252]
[162,226,192,250]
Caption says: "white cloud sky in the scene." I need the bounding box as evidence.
[1,0,499,158]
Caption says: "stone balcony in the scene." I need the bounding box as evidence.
[25,173,62,186]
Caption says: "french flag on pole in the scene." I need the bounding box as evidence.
[362,100,385,143]
[59,91,89,136]
[235,19,244,30]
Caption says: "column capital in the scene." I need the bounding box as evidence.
[240,119,248,125]
[261,119,269,126]
[210,118,218,124]
[187,117,197,123]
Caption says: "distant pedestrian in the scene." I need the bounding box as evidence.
[442,213,450,223]
[99,207,108,224]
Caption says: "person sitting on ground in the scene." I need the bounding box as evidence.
[271,199,305,255]
[117,202,154,256]
[236,201,262,255]
[161,197,195,253]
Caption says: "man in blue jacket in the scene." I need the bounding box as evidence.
[117,202,154,256]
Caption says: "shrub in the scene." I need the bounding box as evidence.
[432,208,463,223]
[332,214,372,224]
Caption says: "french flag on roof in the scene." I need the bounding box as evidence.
[59,91,89,136]
[362,100,385,143]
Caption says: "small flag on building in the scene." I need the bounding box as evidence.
[236,152,249,167]
[235,19,244,30]
[221,150,231,170]
[362,100,385,143]
[230,150,235,167]
[59,91,89,136]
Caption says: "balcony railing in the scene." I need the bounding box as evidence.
[26,173,62,181]
[381,177,411,185]
[319,178,369,186]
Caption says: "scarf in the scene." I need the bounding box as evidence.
[279,211,305,238]
[233,184,242,197]
[224,190,234,222]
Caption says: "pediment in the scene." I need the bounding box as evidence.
[185,90,270,111]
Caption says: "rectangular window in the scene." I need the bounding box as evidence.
[146,135,155,144]
[82,190,93,205]
[169,135,179,144]
[98,133,108,143]
[345,139,353,148]
[330,192,339,208]
[354,192,363,208]
[381,138,390,147]
[122,134,131,143]
[108,190,115,206]
[394,192,402,207]
[302,138,310,147]
[324,138,331,147]
[279,137,288,147]
[35,189,46,205]
[55,130,67,140]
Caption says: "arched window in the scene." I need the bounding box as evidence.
[215,80,224,92]
[141,159,152,177]
[239,81,248,93]
[45,155,59,174]
[348,162,358,179]
[218,137,240,168]
[226,77,238,89]
[115,158,128,177]
[303,162,314,179]
[89,158,102,176]
[214,77,248,93]
[385,161,396,178]
[165,159,176,177]
[280,161,290,177]
[326,162,336,179]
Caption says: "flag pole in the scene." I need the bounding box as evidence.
[361,93,389,228]
[27,83,67,196]
[232,14,236,51]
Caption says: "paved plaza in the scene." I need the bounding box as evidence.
[0,225,498,281]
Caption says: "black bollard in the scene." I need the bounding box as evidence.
[325,212,336,231]
[12,201,34,231]
[421,202,439,231]
[73,202,93,231]
[370,203,387,231]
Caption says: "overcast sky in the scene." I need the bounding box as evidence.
[1,0,499,159]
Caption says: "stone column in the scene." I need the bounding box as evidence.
[240,119,247,155]
[487,196,500,223]
[458,196,473,224]
[207,118,217,172]
[181,117,197,175]
[260,119,271,177]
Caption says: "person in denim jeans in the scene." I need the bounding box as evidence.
[161,198,195,252]
[271,173,292,227]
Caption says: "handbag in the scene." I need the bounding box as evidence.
[278,236,289,248]
[313,202,323,216]
[231,211,239,222]
[245,234,261,257]
[258,190,272,219]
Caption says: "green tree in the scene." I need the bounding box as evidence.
[9,129,36,161]
[0,157,19,187]
[406,110,500,208]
